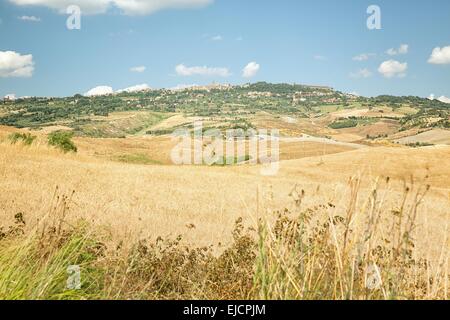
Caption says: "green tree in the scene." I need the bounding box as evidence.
[48,131,77,153]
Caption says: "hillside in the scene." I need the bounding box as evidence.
[1,83,449,147]
[1,84,449,300]
[1,127,449,254]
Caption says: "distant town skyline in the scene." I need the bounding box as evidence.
[0,0,449,99]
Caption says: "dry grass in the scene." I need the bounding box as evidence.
[395,129,450,145]
[255,178,449,299]
[0,127,449,300]
[0,178,447,300]
[332,119,400,142]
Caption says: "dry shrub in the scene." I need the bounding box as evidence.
[0,179,448,300]
[103,218,255,300]
[254,177,449,300]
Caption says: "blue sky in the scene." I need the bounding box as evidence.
[0,0,449,98]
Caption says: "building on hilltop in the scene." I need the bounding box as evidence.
[3,94,16,103]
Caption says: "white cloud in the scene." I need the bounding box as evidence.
[9,0,213,15]
[385,49,396,55]
[130,66,146,73]
[352,53,375,61]
[350,68,373,79]
[398,44,409,54]
[428,46,450,65]
[18,15,41,22]
[84,85,114,97]
[84,84,151,96]
[211,35,222,41]
[378,60,407,78]
[313,55,327,61]
[438,96,450,104]
[115,0,213,15]
[175,64,231,77]
[429,94,450,104]
[386,44,409,56]
[242,61,260,78]
[0,51,34,78]
[9,0,111,15]
[117,84,151,93]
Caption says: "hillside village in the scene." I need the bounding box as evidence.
[1,82,449,147]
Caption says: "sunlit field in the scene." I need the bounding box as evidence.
[1,0,450,302]
[1,125,448,299]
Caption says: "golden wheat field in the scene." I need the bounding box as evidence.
[3,0,450,303]
[1,127,449,253]
[0,125,449,299]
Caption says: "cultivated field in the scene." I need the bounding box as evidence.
[1,85,449,299]
[1,127,449,247]
[0,123,449,299]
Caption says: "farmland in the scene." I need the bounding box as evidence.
[0,83,449,300]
